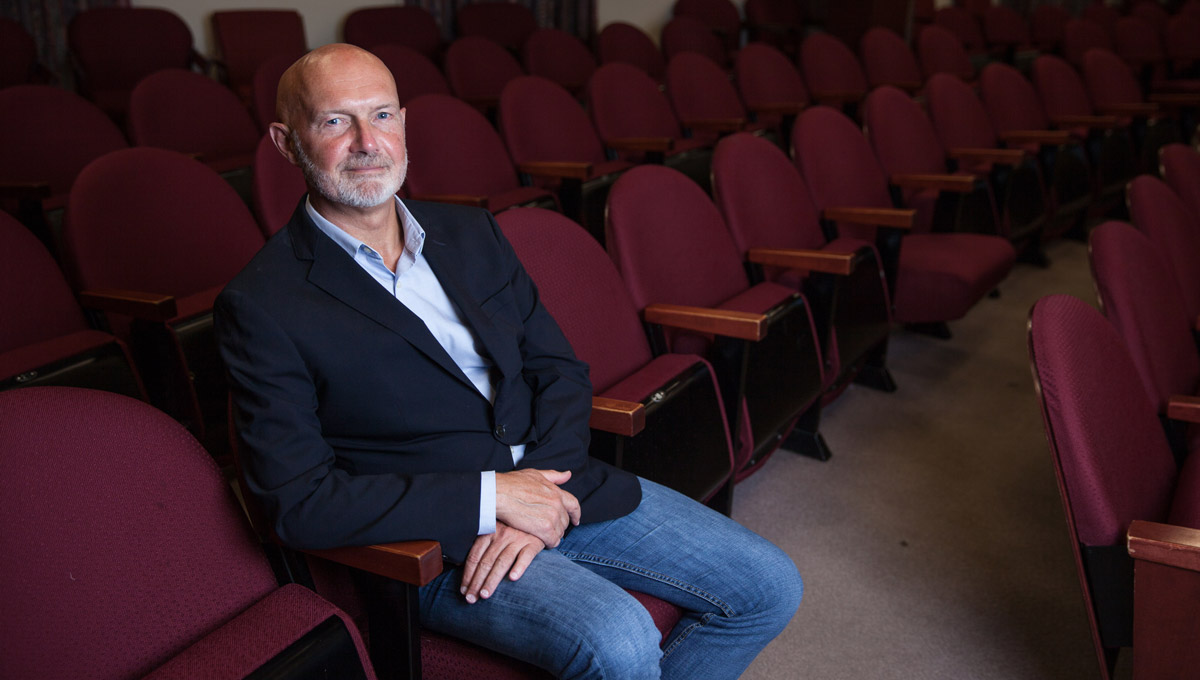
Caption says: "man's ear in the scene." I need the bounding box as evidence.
[268,123,300,166]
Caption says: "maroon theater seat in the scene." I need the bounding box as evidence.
[933,6,988,57]
[1030,54,1138,200]
[917,24,976,82]
[443,36,525,113]
[661,15,730,69]
[521,27,597,96]
[498,206,736,508]
[251,133,307,238]
[792,106,1016,335]
[0,212,144,399]
[798,32,869,115]
[1127,175,1200,326]
[586,62,714,189]
[0,85,128,238]
[1165,14,1200,80]
[1089,220,1200,460]
[250,52,297,133]
[498,75,633,241]
[711,132,896,399]
[1160,142,1200,220]
[979,62,1095,227]
[744,0,804,56]
[0,387,378,679]
[344,5,443,58]
[1028,294,1200,680]
[673,0,742,54]
[67,6,201,123]
[404,93,558,214]
[211,9,307,104]
[1063,17,1114,68]
[733,43,810,146]
[981,5,1033,58]
[1031,4,1070,53]
[860,26,924,94]
[860,85,1005,250]
[455,1,538,53]
[665,52,767,144]
[62,148,266,459]
[595,21,666,81]
[128,68,261,177]
[1082,47,1188,173]
[371,44,452,105]
[0,18,43,88]
[606,164,832,467]
[924,72,1060,250]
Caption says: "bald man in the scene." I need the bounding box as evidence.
[215,44,801,679]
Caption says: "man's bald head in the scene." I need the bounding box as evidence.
[268,43,408,214]
[275,43,398,129]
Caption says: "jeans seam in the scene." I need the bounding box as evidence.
[659,612,713,660]
[559,550,737,617]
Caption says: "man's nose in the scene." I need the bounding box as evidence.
[350,119,377,152]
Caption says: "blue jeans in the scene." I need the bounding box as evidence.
[418,478,803,679]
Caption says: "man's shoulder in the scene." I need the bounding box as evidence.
[404,199,499,243]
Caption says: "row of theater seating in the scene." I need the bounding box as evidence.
[4,2,1200,675]
[1028,142,1200,680]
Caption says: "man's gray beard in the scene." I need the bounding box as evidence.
[291,130,408,209]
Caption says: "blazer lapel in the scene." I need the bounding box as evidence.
[288,203,477,391]
[420,225,520,383]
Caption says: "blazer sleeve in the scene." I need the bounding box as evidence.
[215,287,484,561]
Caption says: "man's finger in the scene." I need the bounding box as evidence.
[461,533,493,601]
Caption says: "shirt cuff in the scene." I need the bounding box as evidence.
[479,470,497,535]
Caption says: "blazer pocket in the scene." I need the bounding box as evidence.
[478,283,516,322]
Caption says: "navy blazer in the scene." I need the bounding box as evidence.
[215,199,640,562]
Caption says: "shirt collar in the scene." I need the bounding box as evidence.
[305,194,426,260]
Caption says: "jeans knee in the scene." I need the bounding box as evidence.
[563,594,662,680]
[747,542,804,630]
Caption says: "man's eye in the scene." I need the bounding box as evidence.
[377,112,391,120]
[325,117,342,126]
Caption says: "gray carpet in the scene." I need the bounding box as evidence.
[733,238,1133,679]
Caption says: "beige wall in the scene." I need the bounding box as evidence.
[137,0,680,58]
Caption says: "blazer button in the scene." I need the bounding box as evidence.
[494,424,507,438]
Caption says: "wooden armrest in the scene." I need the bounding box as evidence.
[811,89,863,104]
[644,303,767,341]
[747,247,857,275]
[890,172,977,193]
[1128,520,1200,571]
[305,540,443,587]
[1149,92,1200,107]
[0,182,51,200]
[947,147,1027,165]
[590,397,646,437]
[516,161,593,180]
[747,102,808,115]
[1049,114,1123,129]
[997,129,1073,146]
[408,193,488,208]
[605,137,674,153]
[1095,102,1159,116]
[79,288,178,322]
[822,206,915,229]
[1167,394,1200,424]
[681,118,745,133]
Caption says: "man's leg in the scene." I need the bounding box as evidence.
[419,547,664,679]
[556,478,803,680]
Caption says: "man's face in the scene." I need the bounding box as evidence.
[288,55,407,209]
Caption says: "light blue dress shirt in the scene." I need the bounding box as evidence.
[305,196,524,535]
